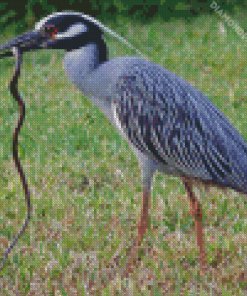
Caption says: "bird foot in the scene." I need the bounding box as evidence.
[122,240,142,279]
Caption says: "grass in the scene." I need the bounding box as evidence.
[0,11,247,295]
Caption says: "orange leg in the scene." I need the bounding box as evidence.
[183,178,207,273]
[125,186,151,277]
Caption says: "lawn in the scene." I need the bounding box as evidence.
[0,11,247,295]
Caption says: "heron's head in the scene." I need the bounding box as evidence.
[0,11,106,58]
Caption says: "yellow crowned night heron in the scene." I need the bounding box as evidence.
[1,11,247,276]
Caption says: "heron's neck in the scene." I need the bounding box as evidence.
[63,41,107,90]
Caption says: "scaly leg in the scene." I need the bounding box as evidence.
[183,178,207,273]
[125,186,151,277]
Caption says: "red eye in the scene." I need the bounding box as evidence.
[44,26,58,35]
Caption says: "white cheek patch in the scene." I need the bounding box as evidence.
[55,22,88,39]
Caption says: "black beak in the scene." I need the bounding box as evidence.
[0,29,53,59]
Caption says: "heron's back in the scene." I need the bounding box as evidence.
[111,58,247,194]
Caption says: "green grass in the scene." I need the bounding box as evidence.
[1,11,247,295]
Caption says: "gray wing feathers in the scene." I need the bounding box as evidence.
[114,60,247,194]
